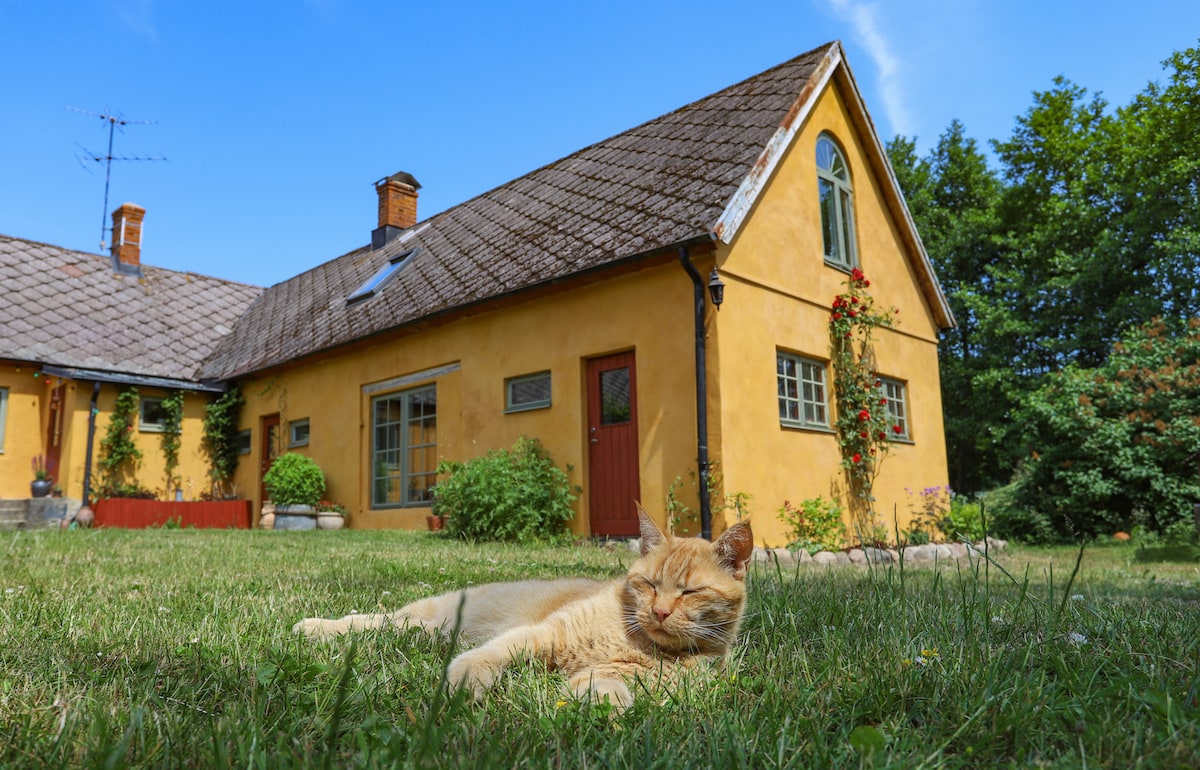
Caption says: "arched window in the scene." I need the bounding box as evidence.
[816,135,857,268]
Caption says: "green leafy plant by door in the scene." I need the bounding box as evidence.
[97,387,151,499]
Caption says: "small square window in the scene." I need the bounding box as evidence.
[139,397,168,433]
[777,352,829,429]
[236,429,252,455]
[288,418,310,447]
[505,372,552,412]
[880,378,910,440]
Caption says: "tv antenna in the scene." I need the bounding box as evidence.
[68,106,166,251]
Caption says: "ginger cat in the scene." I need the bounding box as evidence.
[293,509,754,708]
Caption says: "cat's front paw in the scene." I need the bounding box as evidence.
[568,673,634,711]
[446,650,498,700]
[292,617,342,640]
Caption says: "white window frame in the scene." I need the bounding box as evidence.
[505,371,552,413]
[816,134,858,270]
[371,384,437,508]
[777,352,829,429]
[880,378,911,441]
[139,396,168,433]
[288,418,310,447]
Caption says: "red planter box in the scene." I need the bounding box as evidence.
[93,498,252,529]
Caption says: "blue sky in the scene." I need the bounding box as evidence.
[2,1,1197,288]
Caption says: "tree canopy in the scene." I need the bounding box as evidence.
[887,40,1200,540]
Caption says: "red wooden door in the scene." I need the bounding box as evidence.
[587,351,641,537]
[259,413,281,506]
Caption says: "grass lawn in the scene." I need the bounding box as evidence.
[1,528,1197,768]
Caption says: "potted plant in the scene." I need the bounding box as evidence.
[263,453,325,530]
[316,500,348,530]
[30,455,53,498]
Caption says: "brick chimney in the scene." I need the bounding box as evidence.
[372,171,421,249]
[110,203,146,275]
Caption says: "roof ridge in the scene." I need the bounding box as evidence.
[408,41,839,234]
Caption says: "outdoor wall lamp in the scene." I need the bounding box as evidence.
[707,267,725,309]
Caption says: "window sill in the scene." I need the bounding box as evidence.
[504,402,551,414]
[780,421,836,435]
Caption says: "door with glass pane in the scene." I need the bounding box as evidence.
[586,351,641,537]
[259,413,281,508]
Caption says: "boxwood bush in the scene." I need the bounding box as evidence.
[432,436,577,543]
[263,453,326,508]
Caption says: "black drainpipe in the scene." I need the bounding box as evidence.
[678,245,713,540]
[81,380,101,507]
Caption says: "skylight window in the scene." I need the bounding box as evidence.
[347,248,418,303]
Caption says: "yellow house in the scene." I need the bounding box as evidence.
[0,205,262,517]
[1,41,953,545]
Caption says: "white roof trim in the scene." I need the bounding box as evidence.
[712,45,842,244]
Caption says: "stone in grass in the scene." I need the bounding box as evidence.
[811,550,838,565]
[903,544,935,561]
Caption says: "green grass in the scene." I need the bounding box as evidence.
[1,530,1197,768]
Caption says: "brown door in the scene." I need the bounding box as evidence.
[259,413,281,506]
[587,351,641,537]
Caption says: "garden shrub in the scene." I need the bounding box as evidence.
[778,497,846,554]
[937,494,985,543]
[1012,319,1200,540]
[433,435,576,543]
[263,453,326,508]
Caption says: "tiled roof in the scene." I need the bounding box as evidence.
[0,235,262,383]
[199,43,838,379]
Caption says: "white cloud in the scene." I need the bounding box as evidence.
[115,0,159,43]
[826,0,913,136]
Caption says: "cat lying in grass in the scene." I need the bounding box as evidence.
[293,508,753,708]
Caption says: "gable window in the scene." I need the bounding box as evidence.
[139,397,169,433]
[0,387,8,452]
[288,418,310,447]
[347,248,418,304]
[816,134,857,269]
[505,371,552,412]
[880,378,910,440]
[777,352,829,429]
[371,384,437,507]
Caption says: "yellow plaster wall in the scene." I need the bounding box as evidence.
[0,365,47,498]
[711,73,949,546]
[231,260,707,534]
[0,370,212,503]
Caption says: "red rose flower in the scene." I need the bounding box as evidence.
[851,453,862,464]
[858,409,870,421]
[892,425,903,434]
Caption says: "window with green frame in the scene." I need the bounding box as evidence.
[0,387,8,452]
[505,371,551,412]
[880,377,910,440]
[777,352,829,429]
[371,384,437,507]
[816,134,857,269]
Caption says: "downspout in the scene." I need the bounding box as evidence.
[677,245,713,540]
[81,380,101,506]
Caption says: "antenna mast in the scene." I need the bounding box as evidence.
[68,106,166,251]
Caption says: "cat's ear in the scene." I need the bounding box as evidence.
[713,521,754,580]
[636,503,668,555]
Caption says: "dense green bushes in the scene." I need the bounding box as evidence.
[433,436,577,543]
[1003,320,1200,541]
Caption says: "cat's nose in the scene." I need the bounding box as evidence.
[653,606,672,623]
